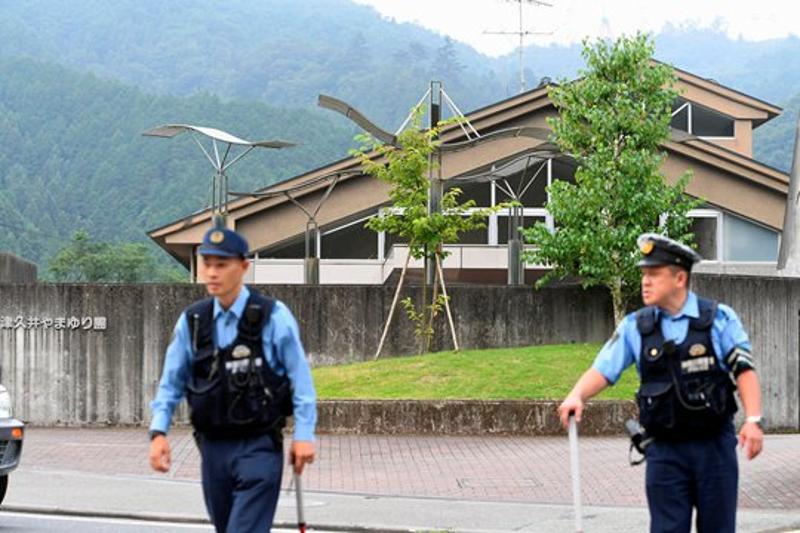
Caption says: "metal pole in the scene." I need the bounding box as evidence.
[519,0,525,92]
[568,415,584,532]
[426,81,443,286]
[508,204,524,285]
[305,221,319,285]
[778,116,800,272]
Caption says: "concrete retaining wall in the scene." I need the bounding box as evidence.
[315,400,638,436]
[0,276,796,430]
[692,275,800,433]
[0,253,36,283]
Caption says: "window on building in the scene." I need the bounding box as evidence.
[671,101,690,132]
[445,181,491,207]
[723,213,778,262]
[498,215,546,244]
[688,214,718,260]
[692,104,735,137]
[671,99,734,138]
[322,218,378,259]
[262,238,305,259]
[383,232,408,258]
[444,217,489,245]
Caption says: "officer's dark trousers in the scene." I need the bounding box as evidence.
[645,422,738,533]
[199,434,283,532]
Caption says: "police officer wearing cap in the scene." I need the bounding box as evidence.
[148,227,317,532]
[558,233,764,533]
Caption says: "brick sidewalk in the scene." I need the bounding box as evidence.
[19,428,800,510]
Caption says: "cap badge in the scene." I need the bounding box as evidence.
[640,241,654,255]
[689,343,707,357]
[649,348,658,359]
[210,230,225,244]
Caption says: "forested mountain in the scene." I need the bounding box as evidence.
[0,57,354,264]
[1,0,799,274]
[0,0,508,128]
[754,94,800,172]
[3,1,799,122]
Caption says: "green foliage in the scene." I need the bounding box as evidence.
[313,343,638,400]
[400,293,448,345]
[355,109,498,260]
[46,231,187,283]
[522,34,699,323]
[0,0,509,128]
[353,109,501,352]
[0,57,353,270]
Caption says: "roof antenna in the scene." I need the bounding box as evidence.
[484,0,554,93]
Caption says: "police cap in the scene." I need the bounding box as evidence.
[636,233,701,271]
[198,228,249,258]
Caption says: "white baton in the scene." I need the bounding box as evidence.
[294,471,307,533]
[569,415,584,532]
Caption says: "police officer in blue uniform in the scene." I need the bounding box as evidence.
[148,227,317,532]
[558,233,764,533]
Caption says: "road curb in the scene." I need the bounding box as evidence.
[0,504,425,533]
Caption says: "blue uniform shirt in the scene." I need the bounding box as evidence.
[593,291,752,385]
[149,286,317,441]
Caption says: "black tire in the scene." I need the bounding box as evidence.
[0,475,8,506]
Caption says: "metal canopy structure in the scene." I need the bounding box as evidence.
[230,170,362,284]
[318,95,398,146]
[318,86,551,286]
[450,145,572,284]
[143,124,296,228]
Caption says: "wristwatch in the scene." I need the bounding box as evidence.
[149,430,166,441]
[745,415,764,430]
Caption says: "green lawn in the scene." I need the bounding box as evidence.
[313,343,639,400]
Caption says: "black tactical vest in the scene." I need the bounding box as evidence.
[185,290,293,441]
[636,297,737,440]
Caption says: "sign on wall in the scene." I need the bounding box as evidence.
[0,316,107,331]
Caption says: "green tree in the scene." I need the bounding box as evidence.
[522,34,699,325]
[355,108,498,354]
[46,230,187,282]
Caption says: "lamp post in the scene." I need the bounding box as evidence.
[143,124,295,229]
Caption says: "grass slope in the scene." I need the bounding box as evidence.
[313,343,638,400]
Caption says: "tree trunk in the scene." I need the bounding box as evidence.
[610,277,627,327]
[424,253,441,354]
[419,257,429,355]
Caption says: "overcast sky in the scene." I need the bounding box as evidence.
[353,0,800,57]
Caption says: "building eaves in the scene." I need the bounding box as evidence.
[654,59,782,120]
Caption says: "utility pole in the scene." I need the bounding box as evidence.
[484,0,553,93]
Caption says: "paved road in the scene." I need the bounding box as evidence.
[0,511,213,531]
[0,511,337,532]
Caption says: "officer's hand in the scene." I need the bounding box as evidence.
[290,441,315,475]
[739,422,764,460]
[558,395,584,429]
[149,435,172,473]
